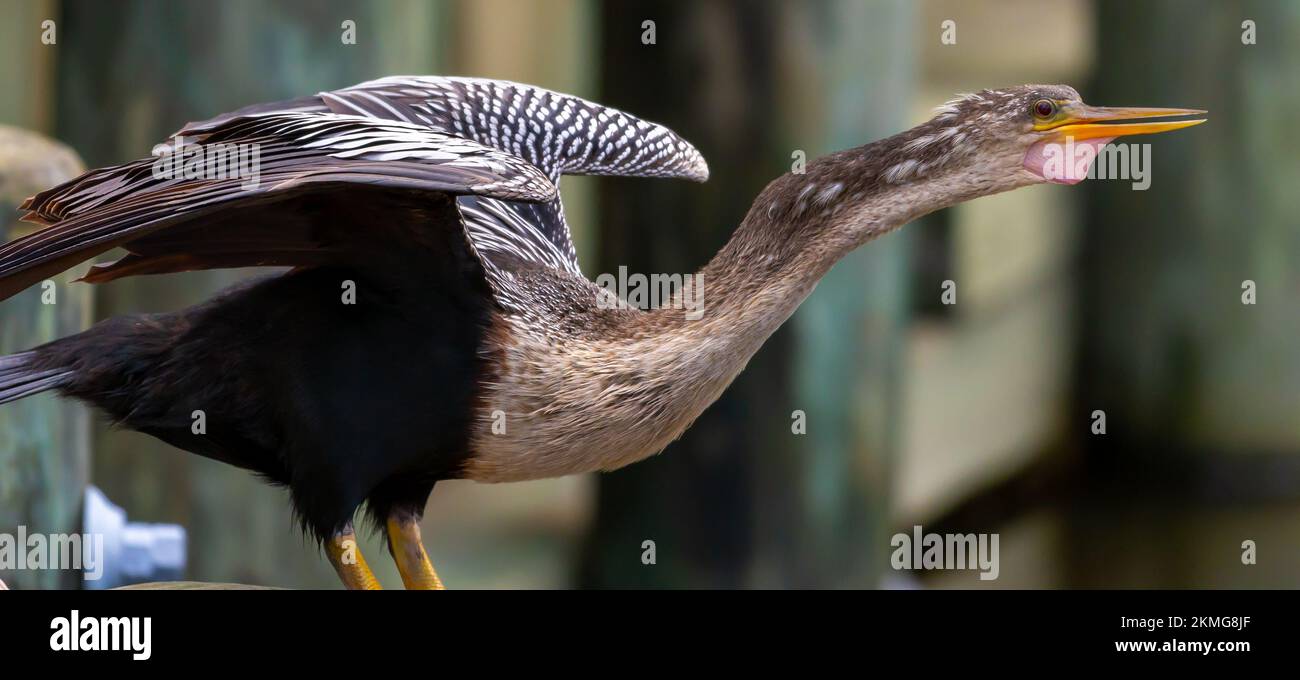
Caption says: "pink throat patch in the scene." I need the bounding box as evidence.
[1023,136,1117,185]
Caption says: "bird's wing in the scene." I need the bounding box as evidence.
[184,77,710,181]
[181,76,710,280]
[0,111,554,302]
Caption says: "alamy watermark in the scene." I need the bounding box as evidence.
[890,525,999,581]
[0,526,104,581]
[1042,138,1154,190]
[595,266,705,320]
[50,610,151,661]
[151,135,261,189]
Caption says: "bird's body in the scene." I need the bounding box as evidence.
[0,77,1203,588]
[35,237,492,535]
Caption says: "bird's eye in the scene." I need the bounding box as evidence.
[1033,99,1057,118]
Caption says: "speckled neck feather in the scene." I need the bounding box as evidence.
[684,126,1024,344]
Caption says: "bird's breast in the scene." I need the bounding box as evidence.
[462,314,744,483]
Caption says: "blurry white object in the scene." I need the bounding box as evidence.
[82,486,186,589]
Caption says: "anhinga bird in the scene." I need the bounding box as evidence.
[0,78,1202,589]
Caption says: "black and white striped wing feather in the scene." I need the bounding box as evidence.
[0,111,554,301]
[183,76,710,307]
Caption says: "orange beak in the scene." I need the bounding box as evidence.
[1040,105,1206,141]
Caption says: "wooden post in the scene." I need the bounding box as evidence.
[581,0,913,587]
[1083,1,1300,466]
[0,128,91,590]
[0,0,93,591]
[51,0,447,588]
[779,0,915,588]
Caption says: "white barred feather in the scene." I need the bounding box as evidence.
[186,76,710,315]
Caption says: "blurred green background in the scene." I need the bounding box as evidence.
[1,0,1297,588]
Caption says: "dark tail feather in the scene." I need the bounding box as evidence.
[0,352,72,405]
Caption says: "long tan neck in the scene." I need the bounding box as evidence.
[673,156,916,359]
[465,137,1026,484]
[677,140,1026,357]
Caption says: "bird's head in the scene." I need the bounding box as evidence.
[893,84,1205,191]
[738,84,1206,270]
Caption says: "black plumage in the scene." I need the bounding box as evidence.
[27,191,493,541]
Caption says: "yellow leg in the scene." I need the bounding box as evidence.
[326,526,382,590]
[386,512,444,590]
